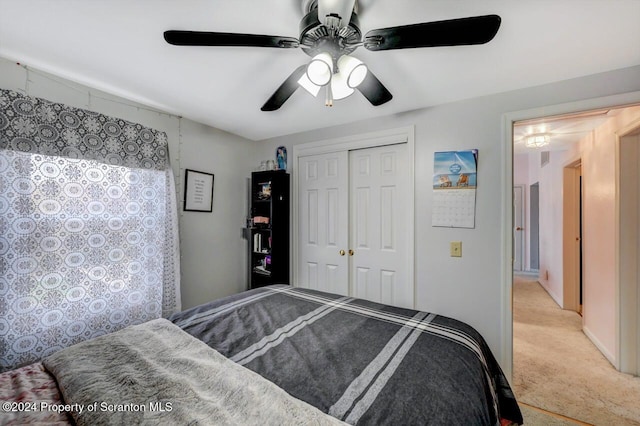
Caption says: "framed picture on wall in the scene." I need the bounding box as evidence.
[184,169,214,212]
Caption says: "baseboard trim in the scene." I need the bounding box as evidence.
[582,325,617,368]
[519,402,594,425]
[538,280,564,309]
[514,270,539,278]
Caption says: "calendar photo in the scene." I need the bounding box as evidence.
[432,150,477,189]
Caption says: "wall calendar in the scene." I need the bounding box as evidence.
[431,150,478,228]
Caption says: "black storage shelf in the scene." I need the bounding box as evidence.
[249,171,289,289]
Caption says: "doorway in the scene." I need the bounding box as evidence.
[508,103,640,421]
[505,97,640,381]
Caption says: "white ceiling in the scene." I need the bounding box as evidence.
[1,0,639,141]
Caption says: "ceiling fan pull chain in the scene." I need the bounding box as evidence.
[325,85,334,107]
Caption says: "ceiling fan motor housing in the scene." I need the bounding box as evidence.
[299,7,362,62]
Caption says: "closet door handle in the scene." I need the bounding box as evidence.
[348,249,354,256]
[339,250,345,256]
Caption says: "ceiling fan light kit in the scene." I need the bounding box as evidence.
[298,52,368,105]
[164,0,502,111]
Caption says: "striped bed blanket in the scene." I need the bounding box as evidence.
[171,285,523,425]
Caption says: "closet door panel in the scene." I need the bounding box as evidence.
[297,152,349,296]
[355,186,371,250]
[350,144,412,308]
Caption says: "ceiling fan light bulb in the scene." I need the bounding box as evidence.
[330,70,355,100]
[298,73,321,97]
[347,63,367,88]
[337,54,367,88]
[307,52,333,86]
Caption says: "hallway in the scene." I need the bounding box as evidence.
[512,275,640,425]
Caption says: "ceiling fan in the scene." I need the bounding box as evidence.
[164,0,501,111]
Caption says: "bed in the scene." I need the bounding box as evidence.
[1,285,523,425]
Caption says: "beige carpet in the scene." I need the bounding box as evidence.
[513,276,640,425]
[520,403,589,426]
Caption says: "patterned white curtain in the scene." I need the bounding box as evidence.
[0,89,181,371]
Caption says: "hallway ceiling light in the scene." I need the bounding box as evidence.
[525,133,550,148]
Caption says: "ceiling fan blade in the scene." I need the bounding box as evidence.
[364,14,501,51]
[261,65,308,111]
[357,71,392,106]
[164,30,299,48]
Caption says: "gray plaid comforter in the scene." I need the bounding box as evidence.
[170,285,523,425]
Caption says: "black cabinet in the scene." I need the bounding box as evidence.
[249,171,289,289]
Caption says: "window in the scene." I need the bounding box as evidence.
[0,89,179,371]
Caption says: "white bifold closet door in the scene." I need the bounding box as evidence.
[298,143,412,308]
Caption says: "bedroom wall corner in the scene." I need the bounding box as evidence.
[176,120,254,308]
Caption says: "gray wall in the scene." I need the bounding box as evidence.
[255,65,640,363]
[0,58,255,310]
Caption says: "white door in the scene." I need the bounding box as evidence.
[350,144,412,308]
[513,185,525,272]
[297,143,413,308]
[297,151,349,295]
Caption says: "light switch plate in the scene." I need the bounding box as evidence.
[450,241,462,257]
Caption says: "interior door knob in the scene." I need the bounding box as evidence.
[348,249,354,256]
[516,227,523,231]
[339,249,345,256]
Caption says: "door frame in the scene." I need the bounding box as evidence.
[292,125,416,306]
[501,90,640,381]
[616,119,640,375]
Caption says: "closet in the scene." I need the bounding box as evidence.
[294,128,414,308]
